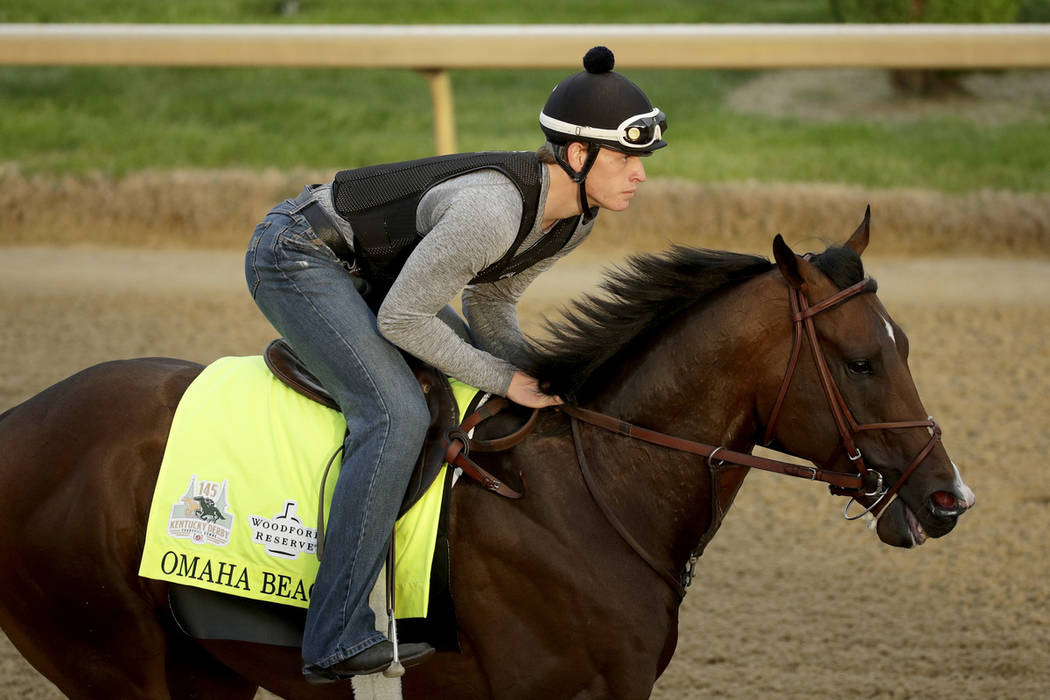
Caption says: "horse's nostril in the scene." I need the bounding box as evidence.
[931,490,957,510]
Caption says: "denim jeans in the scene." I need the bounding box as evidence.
[245,188,431,670]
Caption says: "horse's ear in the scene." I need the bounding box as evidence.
[773,234,805,289]
[845,204,871,256]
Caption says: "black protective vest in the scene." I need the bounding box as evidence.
[330,151,584,297]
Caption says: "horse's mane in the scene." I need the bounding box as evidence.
[523,243,867,402]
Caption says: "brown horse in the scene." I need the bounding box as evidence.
[0,213,974,699]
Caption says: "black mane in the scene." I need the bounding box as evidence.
[523,243,867,402]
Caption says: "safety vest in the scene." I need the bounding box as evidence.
[330,151,586,296]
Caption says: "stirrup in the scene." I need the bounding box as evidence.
[382,526,405,678]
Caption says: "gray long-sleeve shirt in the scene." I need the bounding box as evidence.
[318,163,593,395]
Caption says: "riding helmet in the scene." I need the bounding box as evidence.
[540,46,668,156]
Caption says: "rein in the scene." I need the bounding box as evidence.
[559,405,864,490]
[444,272,944,597]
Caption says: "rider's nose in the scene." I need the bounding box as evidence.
[632,159,646,183]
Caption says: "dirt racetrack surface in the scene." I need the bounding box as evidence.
[1,244,1048,699]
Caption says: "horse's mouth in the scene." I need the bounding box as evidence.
[876,494,962,548]
[902,501,927,546]
[874,498,927,548]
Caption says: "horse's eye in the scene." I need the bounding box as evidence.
[847,359,874,375]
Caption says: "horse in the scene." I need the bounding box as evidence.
[0,211,974,699]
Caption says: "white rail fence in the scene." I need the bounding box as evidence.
[2,23,1048,153]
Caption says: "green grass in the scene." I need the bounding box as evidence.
[660,101,1050,192]
[3,65,1047,193]
[1,0,1048,193]
[0,66,441,172]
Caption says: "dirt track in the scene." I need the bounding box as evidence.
[1,245,1048,699]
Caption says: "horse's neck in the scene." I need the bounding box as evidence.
[582,277,778,567]
[596,280,771,450]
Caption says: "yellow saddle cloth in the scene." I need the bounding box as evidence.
[139,355,476,619]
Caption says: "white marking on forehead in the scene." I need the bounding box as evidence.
[879,313,896,346]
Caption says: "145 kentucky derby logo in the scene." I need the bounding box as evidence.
[249,501,317,560]
[167,475,235,546]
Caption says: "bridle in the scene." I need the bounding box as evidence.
[445,269,944,597]
[763,274,942,521]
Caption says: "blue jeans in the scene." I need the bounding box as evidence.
[245,188,431,670]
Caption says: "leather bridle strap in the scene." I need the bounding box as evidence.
[569,415,688,598]
[460,397,540,453]
[442,397,535,499]
[763,278,875,449]
[560,405,864,491]
[763,275,942,513]
[795,281,871,472]
[848,419,941,517]
[561,401,864,600]
[442,437,525,499]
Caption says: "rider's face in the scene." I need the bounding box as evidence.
[583,147,647,213]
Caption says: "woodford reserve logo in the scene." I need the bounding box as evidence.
[249,500,317,560]
[167,475,235,546]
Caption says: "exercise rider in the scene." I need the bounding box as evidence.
[244,45,667,682]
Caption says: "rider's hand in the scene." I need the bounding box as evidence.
[507,371,563,408]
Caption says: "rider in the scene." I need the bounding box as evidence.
[245,45,667,682]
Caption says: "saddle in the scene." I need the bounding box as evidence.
[263,338,462,517]
[166,341,529,652]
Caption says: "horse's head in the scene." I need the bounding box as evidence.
[762,208,974,548]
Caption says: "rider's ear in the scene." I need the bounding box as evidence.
[845,205,871,256]
[567,142,587,169]
[773,234,805,289]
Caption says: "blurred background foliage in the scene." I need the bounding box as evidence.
[3,0,1049,24]
[0,1,838,24]
[831,0,1018,23]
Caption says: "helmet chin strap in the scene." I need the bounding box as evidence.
[554,143,601,223]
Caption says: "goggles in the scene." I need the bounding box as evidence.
[540,107,667,151]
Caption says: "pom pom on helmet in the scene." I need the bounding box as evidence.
[540,46,667,156]
[583,46,615,74]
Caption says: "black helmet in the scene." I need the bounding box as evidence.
[540,46,667,156]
